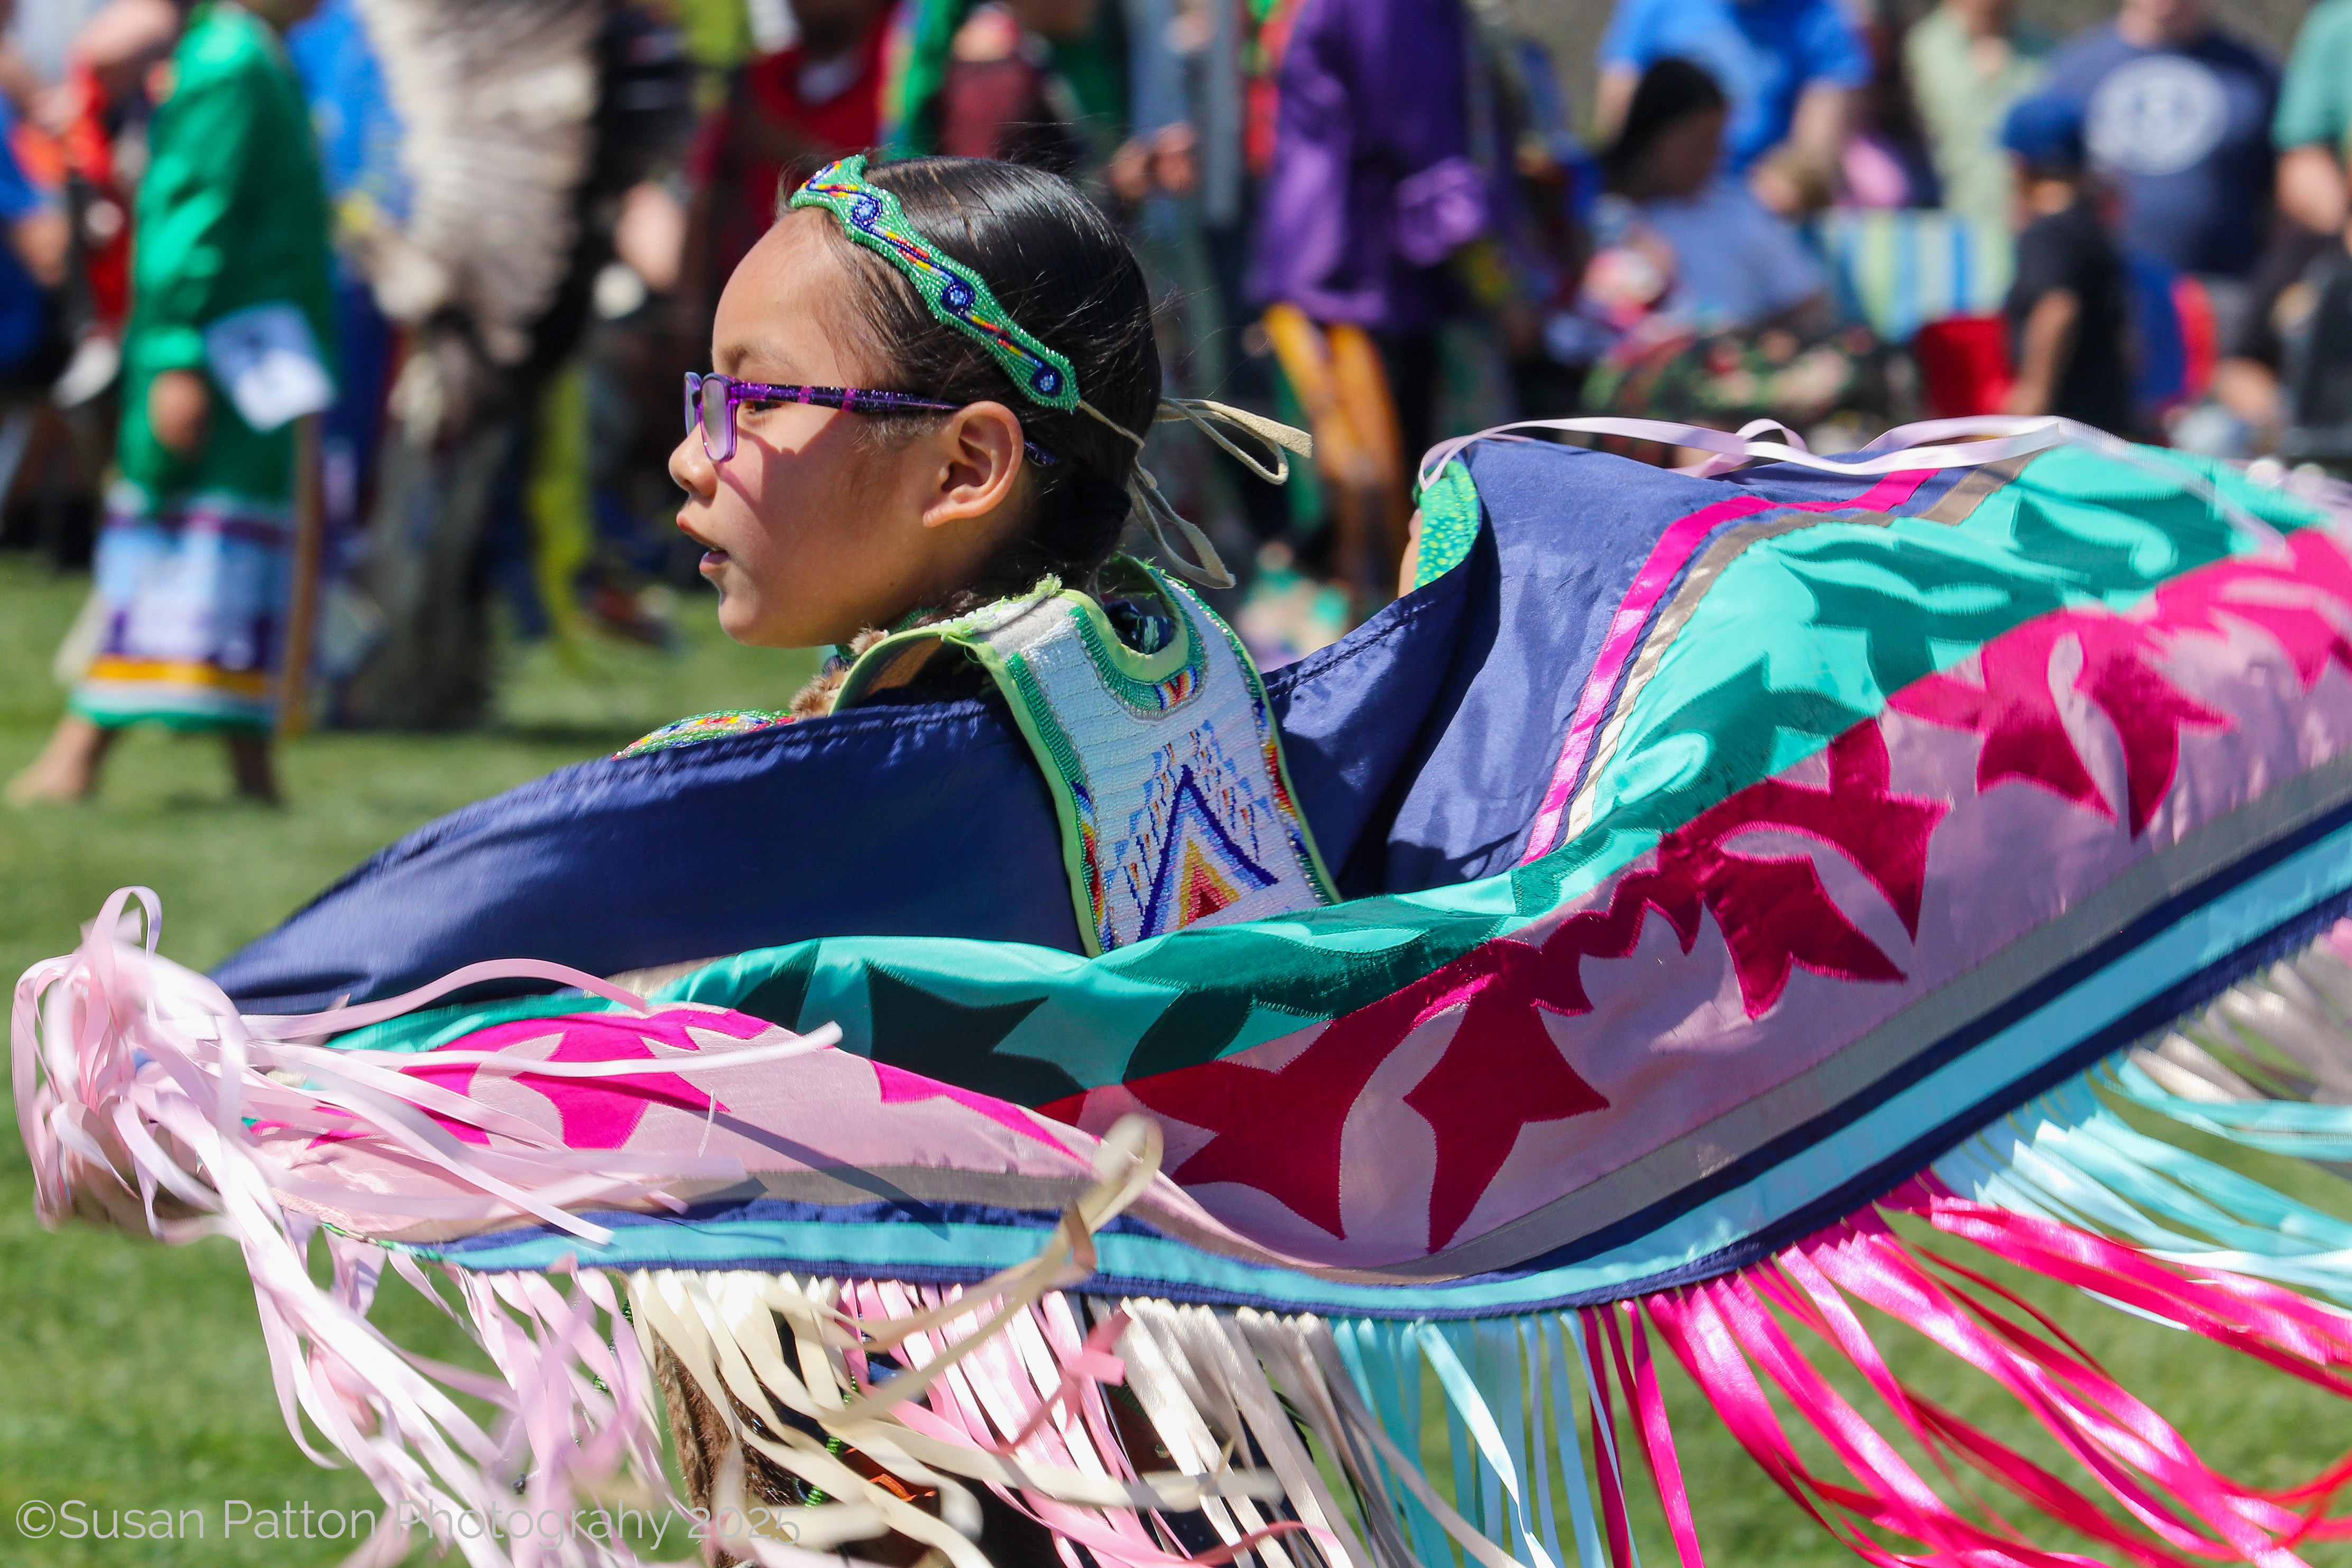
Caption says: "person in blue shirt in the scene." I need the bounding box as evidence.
[1595,0,1870,214]
[2036,0,2277,280]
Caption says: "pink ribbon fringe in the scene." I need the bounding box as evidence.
[9,894,1322,1568]
[9,890,754,1566]
[1642,1179,2352,1568]
[29,891,2352,1568]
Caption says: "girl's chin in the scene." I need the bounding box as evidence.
[712,594,781,647]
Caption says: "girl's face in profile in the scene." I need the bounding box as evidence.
[668,213,1028,648]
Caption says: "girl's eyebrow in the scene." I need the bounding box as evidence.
[715,339,806,382]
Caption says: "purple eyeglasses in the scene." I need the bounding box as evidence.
[684,372,1057,465]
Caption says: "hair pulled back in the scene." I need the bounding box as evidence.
[804,155,1160,604]
[1604,58,1729,190]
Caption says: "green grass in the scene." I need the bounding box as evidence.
[3,554,2351,1566]
[0,557,805,1564]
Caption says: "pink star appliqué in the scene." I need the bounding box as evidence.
[396,1009,755,1149]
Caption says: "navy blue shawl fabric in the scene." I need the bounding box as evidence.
[214,446,1944,1011]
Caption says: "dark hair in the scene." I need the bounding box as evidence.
[797,155,1159,604]
[1604,58,1729,189]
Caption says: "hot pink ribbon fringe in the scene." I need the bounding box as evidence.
[1631,1179,2352,1568]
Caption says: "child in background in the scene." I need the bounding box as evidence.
[10,0,334,804]
[1567,58,1904,448]
[1998,94,2135,435]
[1592,58,1827,335]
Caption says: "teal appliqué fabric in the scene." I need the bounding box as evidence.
[384,446,2336,1102]
[1412,460,1483,589]
[1514,446,2325,915]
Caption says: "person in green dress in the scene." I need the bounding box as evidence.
[10,0,333,805]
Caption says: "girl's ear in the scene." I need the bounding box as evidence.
[918,401,1028,531]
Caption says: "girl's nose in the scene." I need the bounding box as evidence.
[669,428,716,498]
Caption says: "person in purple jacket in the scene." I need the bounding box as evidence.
[1244,0,1488,613]
[1246,0,1482,350]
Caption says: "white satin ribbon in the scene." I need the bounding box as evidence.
[1081,396,1317,590]
[1416,412,2305,561]
[1416,412,2076,492]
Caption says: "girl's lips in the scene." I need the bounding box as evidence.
[677,513,727,569]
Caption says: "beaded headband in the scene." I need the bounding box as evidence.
[790,155,1080,410]
[788,155,1316,588]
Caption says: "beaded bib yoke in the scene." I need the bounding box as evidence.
[837,560,1335,954]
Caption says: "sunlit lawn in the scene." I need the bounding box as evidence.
[2,553,2349,1566]
[0,555,801,1564]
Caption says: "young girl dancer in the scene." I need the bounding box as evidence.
[654,153,1332,1556]
[656,155,1259,716]
[643,153,1333,962]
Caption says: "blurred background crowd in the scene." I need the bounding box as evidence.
[0,0,2345,748]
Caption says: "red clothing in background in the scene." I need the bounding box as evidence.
[687,13,890,288]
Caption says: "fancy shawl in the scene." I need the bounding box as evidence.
[27,427,2352,1568]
